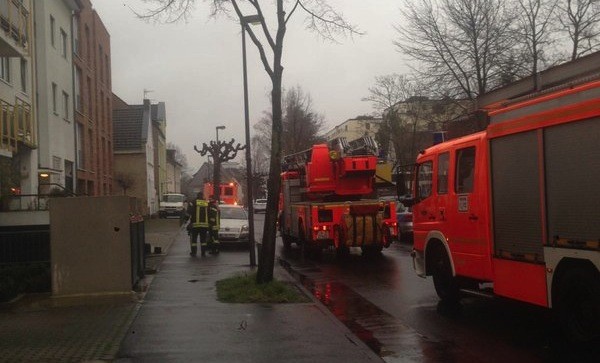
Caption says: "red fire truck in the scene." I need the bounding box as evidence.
[203,181,240,205]
[411,54,600,342]
[279,136,398,256]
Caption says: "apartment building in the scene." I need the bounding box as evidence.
[151,102,167,200]
[73,0,112,196]
[166,149,182,194]
[112,96,157,215]
[324,116,382,142]
[0,0,36,202]
[34,0,79,194]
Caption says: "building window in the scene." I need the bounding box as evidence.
[20,58,26,93]
[76,123,84,169]
[98,45,103,82]
[0,58,10,82]
[74,67,82,112]
[85,25,91,61]
[62,91,69,121]
[87,77,92,117]
[60,28,67,58]
[50,16,55,47]
[52,156,62,170]
[52,83,57,114]
[73,16,79,55]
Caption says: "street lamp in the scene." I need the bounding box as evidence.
[241,14,261,267]
[216,125,226,144]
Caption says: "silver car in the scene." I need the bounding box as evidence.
[253,198,267,213]
[218,205,250,246]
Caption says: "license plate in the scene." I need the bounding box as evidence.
[316,231,330,239]
[389,227,395,235]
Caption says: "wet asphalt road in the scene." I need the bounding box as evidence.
[251,213,597,363]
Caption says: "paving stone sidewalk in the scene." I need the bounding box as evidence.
[0,219,181,363]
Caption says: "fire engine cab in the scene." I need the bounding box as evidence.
[279,136,397,256]
[411,53,600,343]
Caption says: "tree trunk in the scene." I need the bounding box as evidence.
[257,68,283,284]
[213,157,221,202]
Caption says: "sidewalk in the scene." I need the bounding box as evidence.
[0,219,381,362]
[115,229,381,362]
[0,219,181,363]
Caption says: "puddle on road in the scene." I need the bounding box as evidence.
[279,258,460,362]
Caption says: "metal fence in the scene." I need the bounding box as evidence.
[130,217,146,288]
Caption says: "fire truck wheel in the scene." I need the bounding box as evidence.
[361,245,383,257]
[431,247,460,303]
[554,266,600,344]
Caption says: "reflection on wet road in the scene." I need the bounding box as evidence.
[280,256,467,362]
[275,237,597,363]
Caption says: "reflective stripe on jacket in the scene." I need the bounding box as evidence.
[193,200,209,228]
[209,204,220,231]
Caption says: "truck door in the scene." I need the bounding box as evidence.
[447,143,490,280]
[413,157,435,251]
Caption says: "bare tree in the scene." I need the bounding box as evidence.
[115,173,136,196]
[395,0,516,99]
[362,74,418,162]
[282,86,325,154]
[558,0,600,60]
[194,139,245,202]
[167,142,191,173]
[142,0,359,282]
[514,0,559,86]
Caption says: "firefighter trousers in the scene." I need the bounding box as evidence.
[190,227,210,256]
[208,228,220,254]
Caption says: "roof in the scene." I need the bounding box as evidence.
[113,105,145,151]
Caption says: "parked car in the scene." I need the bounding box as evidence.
[158,193,186,218]
[253,198,267,213]
[396,201,413,241]
[218,205,250,246]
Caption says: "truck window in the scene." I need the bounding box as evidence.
[437,152,449,194]
[456,146,475,194]
[417,161,433,200]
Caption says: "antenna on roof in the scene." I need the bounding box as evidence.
[143,88,154,100]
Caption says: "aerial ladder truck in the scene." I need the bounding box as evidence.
[279,136,398,257]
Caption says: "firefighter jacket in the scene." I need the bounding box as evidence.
[208,202,220,231]
[189,199,209,228]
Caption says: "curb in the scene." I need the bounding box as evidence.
[277,257,384,362]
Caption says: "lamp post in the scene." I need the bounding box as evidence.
[241,14,261,267]
[213,126,226,202]
[216,125,226,144]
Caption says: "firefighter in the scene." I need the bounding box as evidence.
[187,192,210,257]
[208,199,220,254]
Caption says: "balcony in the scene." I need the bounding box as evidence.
[0,97,35,156]
[0,0,29,57]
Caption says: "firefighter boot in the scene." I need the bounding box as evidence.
[190,237,197,257]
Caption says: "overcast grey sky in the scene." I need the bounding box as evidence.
[93,1,409,170]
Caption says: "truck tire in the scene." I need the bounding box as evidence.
[554,266,600,344]
[361,244,383,257]
[335,226,349,258]
[431,246,460,303]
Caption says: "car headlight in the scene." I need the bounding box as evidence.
[241,225,249,232]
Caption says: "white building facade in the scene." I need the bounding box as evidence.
[34,0,79,194]
[324,117,382,142]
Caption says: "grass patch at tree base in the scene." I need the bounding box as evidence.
[216,272,310,303]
